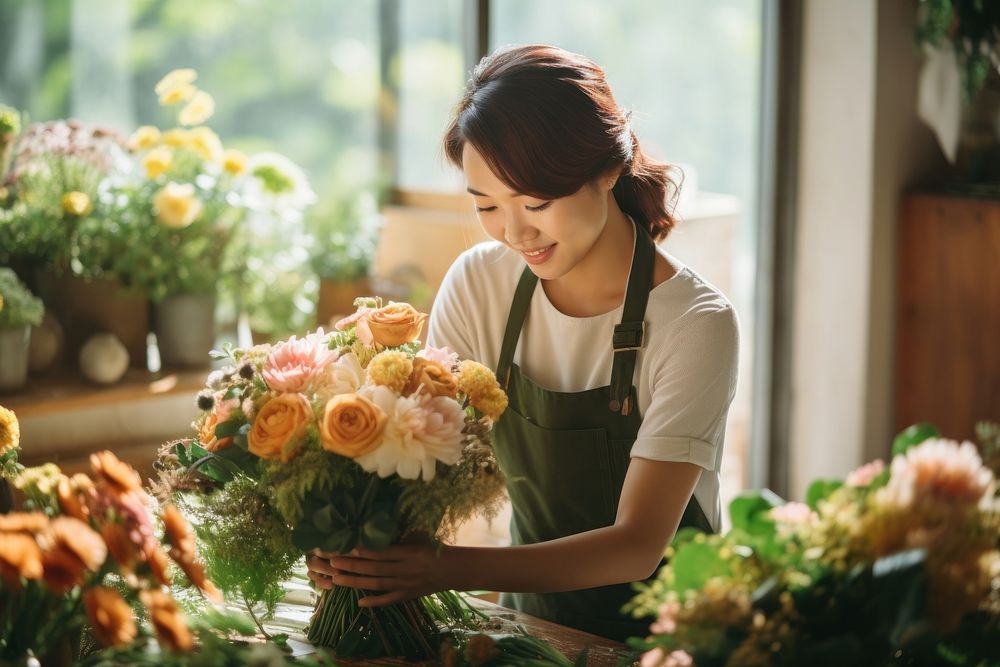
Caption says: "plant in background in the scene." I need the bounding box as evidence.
[916,0,1000,102]
[307,193,379,284]
[0,119,126,274]
[0,104,20,178]
[0,267,44,329]
[628,423,1000,667]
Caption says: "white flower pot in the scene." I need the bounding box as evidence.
[0,325,30,392]
[154,294,216,368]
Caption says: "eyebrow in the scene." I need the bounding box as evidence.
[467,187,524,198]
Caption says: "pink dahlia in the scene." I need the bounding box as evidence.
[877,439,994,509]
[846,459,885,487]
[262,333,338,393]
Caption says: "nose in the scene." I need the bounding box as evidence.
[503,210,538,247]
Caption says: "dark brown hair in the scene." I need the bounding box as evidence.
[444,44,679,241]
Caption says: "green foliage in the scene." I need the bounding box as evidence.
[266,444,359,526]
[181,476,301,615]
[0,267,43,327]
[892,423,941,457]
[0,105,19,136]
[915,0,1000,102]
[306,195,379,282]
[805,479,843,512]
[729,488,782,535]
[291,475,401,554]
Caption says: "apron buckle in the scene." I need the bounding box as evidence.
[612,321,645,351]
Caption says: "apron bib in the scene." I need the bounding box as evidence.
[492,221,712,641]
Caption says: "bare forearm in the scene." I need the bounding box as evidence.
[441,524,662,594]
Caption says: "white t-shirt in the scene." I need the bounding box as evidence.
[427,239,740,532]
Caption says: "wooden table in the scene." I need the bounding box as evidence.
[261,579,634,666]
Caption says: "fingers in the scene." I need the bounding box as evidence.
[327,572,405,591]
[306,553,339,577]
[306,568,334,590]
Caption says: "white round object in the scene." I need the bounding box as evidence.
[79,333,130,385]
[29,314,64,373]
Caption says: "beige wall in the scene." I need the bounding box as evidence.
[789,0,949,497]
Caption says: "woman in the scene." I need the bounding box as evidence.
[306,44,739,641]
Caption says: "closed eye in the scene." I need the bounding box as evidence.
[526,202,552,212]
[475,206,497,213]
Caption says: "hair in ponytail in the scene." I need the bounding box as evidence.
[443,44,680,241]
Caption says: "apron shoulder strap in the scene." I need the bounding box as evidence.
[496,266,538,390]
[609,223,656,415]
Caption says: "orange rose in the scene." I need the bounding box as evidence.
[199,412,233,452]
[404,357,459,398]
[363,303,428,347]
[319,393,387,458]
[248,393,312,462]
[85,586,137,647]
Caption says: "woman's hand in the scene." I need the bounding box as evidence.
[305,544,452,607]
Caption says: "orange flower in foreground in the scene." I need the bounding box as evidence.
[160,504,221,601]
[102,522,139,574]
[90,451,143,494]
[40,517,108,593]
[141,588,194,652]
[57,474,94,522]
[0,533,44,586]
[0,512,50,534]
[147,545,173,587]
[85,586,138,647]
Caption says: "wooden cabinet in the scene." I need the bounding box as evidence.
[896,193,1000,441]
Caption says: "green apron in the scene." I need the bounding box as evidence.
[493,221,713,641]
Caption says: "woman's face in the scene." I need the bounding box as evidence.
[462,143,612,282]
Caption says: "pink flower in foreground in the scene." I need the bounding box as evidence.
[650,600,681,635]
[417,345,460,372]
[877,439,994,509]
[334,308,374,332]
[769,501,818,526]
[262,333,338,393]
[641,648,694,667]
[846,459,885,487]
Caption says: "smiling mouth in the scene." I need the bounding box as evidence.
[521,244,555,257]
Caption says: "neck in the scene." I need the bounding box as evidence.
[543,194,635,316]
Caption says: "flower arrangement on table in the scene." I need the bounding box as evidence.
[152,297,511,661]
[628,423,1000,667]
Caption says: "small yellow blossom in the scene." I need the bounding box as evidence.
[188,127,223,162]
[366,351,413,393]
[158,83,196,106]
[222,149,247,175]
[61,192,92,217]
[143,146,172,179]
[178,90,215,127]
[153,182,203,229]
[14,463,62,495]
[127,125,161,152]
[0,405,18,455]
[161,128,191,148]
[457,360,508,420]
[154,68,197,96]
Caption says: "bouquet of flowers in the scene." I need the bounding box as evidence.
[0,402,222,663]
[627,424,1000,667]
[153,297,510,661]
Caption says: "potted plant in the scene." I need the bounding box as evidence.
[92,69,315,366]
[0,267,44,391]
[308,194,380,328]
[916,0,1000,189]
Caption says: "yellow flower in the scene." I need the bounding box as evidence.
[366,351,413,393]
[178,90,215,126]
[188,127,223,162]
[161,128,191,148]
[154,68,198,96]
[158,83,196,106]
[153,182,203,229]
[127,125,161,152]
[222,149,247,175]
[143,146,172,179]
[0,405,19,455]
[14,463,62,496]
[61,192,92,217]
[457,360,508,421]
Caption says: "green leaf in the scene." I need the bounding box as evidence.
[806,479,844,511]
[872,548,932,646]
[189,441,211,459]
[670,526,703,549]
[359,511,398,551]
[892,423,940,457]
[313,505,335,533]
[214,419,244,439]
[291,524,328,551]
[671,541,731,593]
[322,527,356,554]
[174,442,191,467]
[198,462,233,483]
[729,489,783,535]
